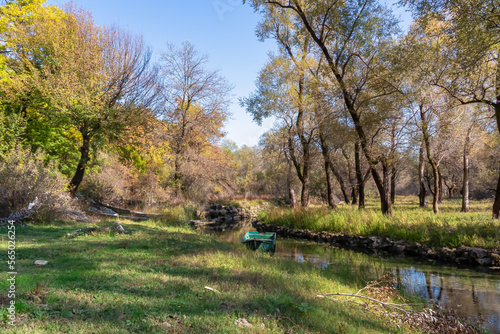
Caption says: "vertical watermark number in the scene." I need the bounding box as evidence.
[6,220,16,326]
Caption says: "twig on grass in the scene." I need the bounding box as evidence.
[317,293,412,314]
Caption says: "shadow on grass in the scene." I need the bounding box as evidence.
[0,222,402,333]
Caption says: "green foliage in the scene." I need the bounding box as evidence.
[0,108,26,159]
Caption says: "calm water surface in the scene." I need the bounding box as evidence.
[203,222,500,333]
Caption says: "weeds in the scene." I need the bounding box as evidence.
[260,198,500,249]
[0,219,418,333]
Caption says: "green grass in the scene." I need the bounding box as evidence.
[161,205,199,222]
[259,197,500,249]
[214,198,286,209]
[0,219,415,333]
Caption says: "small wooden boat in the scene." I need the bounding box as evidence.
[241,231,276,252]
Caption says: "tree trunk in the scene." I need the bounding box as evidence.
[390,166,397,205]
[351,186,358,206]
[319,133,337,208]
[173,155,182,197]
[69,133,91,197]
[421,105,439,214]
[493,170,500,220]
[289,188,297,209]
[325,163,336,208]
[294,72,311,209]
[431,165,440,214]
[349,108,390,215]
[330,164,351,204]
[289,138,310,209]
[342,148,356,204]
[355,141,365,209]
[418,142,427,207]
[461,138,470,212]
[359,170,370,209]
[437,168,443,204]
[381,163,393,217]
[300,173,310,208]
[448,184,456,198]
[493,70,500,219]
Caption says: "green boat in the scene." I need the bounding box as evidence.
[241,231,276,252]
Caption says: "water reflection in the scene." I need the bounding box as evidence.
[201,223,500,333]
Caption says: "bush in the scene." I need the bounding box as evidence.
[0,146,68,222]
[130,171,169,209]
[81,152,170,209]
[80,152,133,205]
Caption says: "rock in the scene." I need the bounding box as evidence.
[490,253,500,263]
[34,260,48,266]
[470,247,489,259]
[455,257,470,264]
[476,258,492,266]
[115,225,127,233]
[389,244,406,254]
[235,318,252,328]
[369,236,381,248]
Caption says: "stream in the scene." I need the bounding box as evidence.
[201,221,500,333]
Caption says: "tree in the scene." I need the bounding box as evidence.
[243,10,322,208]
[158,41,232,197]
[242,50,319,208]
[402,0,500,218]
[246,0,402,216]
[0,0,71,165]
[3,4,159,196]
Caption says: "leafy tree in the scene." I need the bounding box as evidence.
[246,0,402,215]
[242,51,318,207]
[0,0,65,162]
[401,0,500,218]
[3,4,159,196]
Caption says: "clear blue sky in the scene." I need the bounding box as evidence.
[47,0,411,148]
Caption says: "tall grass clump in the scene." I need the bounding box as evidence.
[162,204,199,222]
[260,198,500,249]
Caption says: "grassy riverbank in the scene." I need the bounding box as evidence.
[259,197,500,249]
[0,219,417,333]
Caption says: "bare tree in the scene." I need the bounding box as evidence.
[158,41,232,196]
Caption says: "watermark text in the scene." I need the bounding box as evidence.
[6,220,16,326]
[213,0,240,21]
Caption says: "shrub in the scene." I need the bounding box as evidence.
[80,152,133,205]
[81,152,170,209]
[0,146,68,222]
[130,171,169,209]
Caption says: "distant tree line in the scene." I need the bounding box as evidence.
[1,0,499,221]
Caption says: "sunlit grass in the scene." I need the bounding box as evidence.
[259,197,500,249]
[0,219,412,333]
